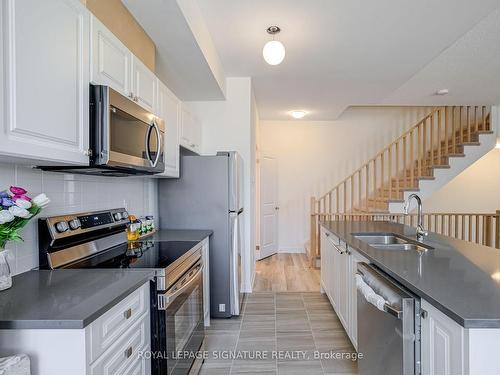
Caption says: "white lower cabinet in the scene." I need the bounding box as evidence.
[0,283,151,375]
[320,228,364,347]
[0,0,90,164]
[421,299,466,375]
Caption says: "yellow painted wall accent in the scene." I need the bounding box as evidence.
[82,0,155,72]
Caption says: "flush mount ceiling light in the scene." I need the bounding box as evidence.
[263,26,285,65]
[290,110,307,119]
[435,89,449,96]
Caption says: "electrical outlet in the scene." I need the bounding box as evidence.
[219,304,226,312]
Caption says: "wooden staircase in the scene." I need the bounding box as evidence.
[313,106,494,215]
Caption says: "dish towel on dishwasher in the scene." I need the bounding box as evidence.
[355,274,387,311]
[0,354,30,375]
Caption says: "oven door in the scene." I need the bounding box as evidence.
[158,261,204,375]
[91,85,165,173]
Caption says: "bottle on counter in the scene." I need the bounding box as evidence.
[126,215,140,241]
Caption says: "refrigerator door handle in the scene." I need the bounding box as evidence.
[229,212,241,315]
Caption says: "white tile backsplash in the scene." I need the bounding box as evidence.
[0,163,158,275]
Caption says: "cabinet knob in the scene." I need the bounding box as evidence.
[420,309,428,319]
[123,308,132,319]
[128,93,134,99]
[83,149,92,157]
[124,346,133,358]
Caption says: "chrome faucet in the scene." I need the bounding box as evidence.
[403,194,428,242]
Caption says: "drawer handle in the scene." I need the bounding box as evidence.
[124,346,133,359]
[123,309,132,320]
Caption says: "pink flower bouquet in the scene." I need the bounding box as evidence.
[0,186,50,249]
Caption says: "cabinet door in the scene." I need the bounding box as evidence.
[0,0,90,164]
[156,81,180,177]
[421,300,466,375]
[180,105,201,153]
[90,15,132,97]
[131,56,156,113]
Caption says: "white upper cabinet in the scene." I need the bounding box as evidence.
[90,15,132,98]
[90,15,156,114]
[0,0,90,164]
[155,80,180,178]
[131,56,156,113]
[180,104,202,153]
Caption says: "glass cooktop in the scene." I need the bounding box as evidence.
[65,240,199,270]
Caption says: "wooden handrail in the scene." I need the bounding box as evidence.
[313,106,490,218]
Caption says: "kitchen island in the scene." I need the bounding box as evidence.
[320,220,500,375]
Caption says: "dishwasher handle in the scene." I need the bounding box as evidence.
[356,273,403,319]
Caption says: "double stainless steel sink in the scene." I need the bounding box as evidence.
[353,233,432,252]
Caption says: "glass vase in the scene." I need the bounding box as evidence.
[0,248,12,291]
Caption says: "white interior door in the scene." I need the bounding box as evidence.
[259,155,278,259]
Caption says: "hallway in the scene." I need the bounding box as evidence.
[253,253,321,292]
[201,292,358,375]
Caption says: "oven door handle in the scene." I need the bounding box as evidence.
[157,264,203,310]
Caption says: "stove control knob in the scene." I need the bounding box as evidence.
[113,212,122,221]
[55,221,69,233]
[121,211,129,220]
[68,219,81,230]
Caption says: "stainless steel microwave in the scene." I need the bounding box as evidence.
[40,85,165,177]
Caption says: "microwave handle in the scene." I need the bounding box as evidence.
[145,120,162,168]
[157,263,203,310]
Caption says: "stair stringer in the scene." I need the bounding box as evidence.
[388,132,496,213]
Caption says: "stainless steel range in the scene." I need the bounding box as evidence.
[38,208,205,375]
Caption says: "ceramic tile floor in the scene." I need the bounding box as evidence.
[200,292,358,375]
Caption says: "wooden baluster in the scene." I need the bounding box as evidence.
[417,123,422,178]
[328,192,332,214]
[445,107,449,157]
[465,106,471,142]
[388,146,392,200]
[381,153,384,204]
[336,187,339,214]
[454,214,458,238]
[437,108,442,165]
[475,106,479,134]
[441,214,445,234]
[343,180,347,214]
[410,130,414,187]
[350,175,354,213]
[452,106,456,153]
[365,164,369,212]
[468,215,472,242]
[403,136,407,188]
[395,142,400,197]
[448,214,451,236]
[423,117,427,171]
[373,158,377,202]
[476,215,480,244]
[482,106,486,131]
[358,170,361,210]
[429,114,434,168]
[459,107,464,144]
[485,215,492,247]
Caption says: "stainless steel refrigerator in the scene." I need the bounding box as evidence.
[158,151,244,318]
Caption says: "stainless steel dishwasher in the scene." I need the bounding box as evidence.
[356,262,421,375]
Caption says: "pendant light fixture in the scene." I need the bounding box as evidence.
[263,26,285,65]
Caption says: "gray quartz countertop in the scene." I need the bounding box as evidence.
[0,269,154,329]
[321,220,500,329]
[135,229,212,243]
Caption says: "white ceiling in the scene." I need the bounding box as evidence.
[196,0,500,120]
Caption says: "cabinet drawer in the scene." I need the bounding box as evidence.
[90,283,149,361]
[122,345,151,375]
[90,314,150,375]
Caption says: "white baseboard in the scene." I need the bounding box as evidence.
[278,247,306,254]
